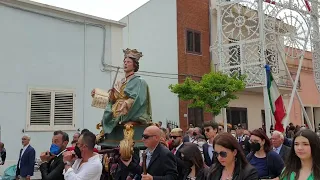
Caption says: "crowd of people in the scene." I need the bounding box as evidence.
[2,121,319,180]
[112,121,320,180]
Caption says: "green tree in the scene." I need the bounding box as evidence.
[169,72,246,116]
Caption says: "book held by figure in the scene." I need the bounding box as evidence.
[91,88,109,109]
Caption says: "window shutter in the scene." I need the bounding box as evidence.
[30,91,51,125]
[54,92,74,126]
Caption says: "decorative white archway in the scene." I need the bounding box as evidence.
[210,0,320,134]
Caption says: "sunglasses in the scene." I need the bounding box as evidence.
[169,135,181,139]
[214,151,228,158]
[204,128,211,132]
[142,134,155,139]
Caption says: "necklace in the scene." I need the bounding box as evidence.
[223,168,233,180]
[121,73,134,84]
[126,73,134,79]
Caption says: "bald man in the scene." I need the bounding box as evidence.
[121,126,178,180]
[16,135,35,180]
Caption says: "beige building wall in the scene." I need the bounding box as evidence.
[215,91,265,130]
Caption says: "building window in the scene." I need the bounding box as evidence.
[186,30,201,54]
[26,88,76,131]
[226,107,248,129]
[188,107,204,127]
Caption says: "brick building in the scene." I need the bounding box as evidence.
[176,0,212,129]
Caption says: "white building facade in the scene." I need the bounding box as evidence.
[0,0,124,172]
[120,0,180,128]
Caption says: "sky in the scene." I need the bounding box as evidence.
[31,0,150,21]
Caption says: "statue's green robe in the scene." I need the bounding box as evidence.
[102,75,152,134]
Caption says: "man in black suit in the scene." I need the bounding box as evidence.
[169,128,185,179]
[235,124,251,156]
[271,130,291,162]
[121,125,178,180]
[39,131,69,180]
[203,121,219,167]
[16,135,36,180]
[182,128,194,143]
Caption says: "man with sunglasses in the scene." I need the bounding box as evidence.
[203,121,219,167]
[120,126,178,180]
[169,128,185,179]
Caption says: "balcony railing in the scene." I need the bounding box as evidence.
[213,64,301,89]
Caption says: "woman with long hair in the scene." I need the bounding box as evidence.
[279,129,320,180]
[206,132,258,180]
[247,129,284,179]
[178,142,205,180]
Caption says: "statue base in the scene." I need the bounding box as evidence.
[99,122,149,149]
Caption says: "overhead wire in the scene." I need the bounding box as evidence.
[103,64,203,79]
[0,1,203,81]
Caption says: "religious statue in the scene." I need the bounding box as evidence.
[91,48,152,140]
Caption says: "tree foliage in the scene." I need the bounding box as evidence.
[169,72,246,116]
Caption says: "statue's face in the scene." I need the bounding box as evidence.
[123,57,135,73]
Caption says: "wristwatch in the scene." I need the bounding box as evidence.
[64,161,72,166]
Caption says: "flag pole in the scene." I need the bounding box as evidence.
[275,44,313,131]
[263,67,272,137]
[282,21,312,129]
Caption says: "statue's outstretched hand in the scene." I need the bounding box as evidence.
[91,89,95,98]
[117,103,128,115]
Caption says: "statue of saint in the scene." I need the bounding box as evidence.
[92,48,152,135]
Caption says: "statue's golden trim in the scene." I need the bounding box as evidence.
[96,122,104,143]
[103,154,109,172]
[119,122,135,161]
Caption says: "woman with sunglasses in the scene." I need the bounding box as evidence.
[206,132,258,180]
[277,129,320,180]
[178,142,205,180]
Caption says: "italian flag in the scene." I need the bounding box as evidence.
[265,65,286,132]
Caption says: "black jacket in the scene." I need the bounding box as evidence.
[115,152,140,180]
[174,143,186,179]
[181,168,205,180]
[237,136,251,156]
[279,145,291,162]
[203,143,214,167]
[205,160,258,180]
[39,154,65,180]
[126,144,178,180]
[0,149,6,164]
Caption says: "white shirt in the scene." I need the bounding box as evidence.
[19,144,30,168]
[207,140,214,160]
[63,154,102,180]
[273,144,283,154]
[173,143,183,155]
